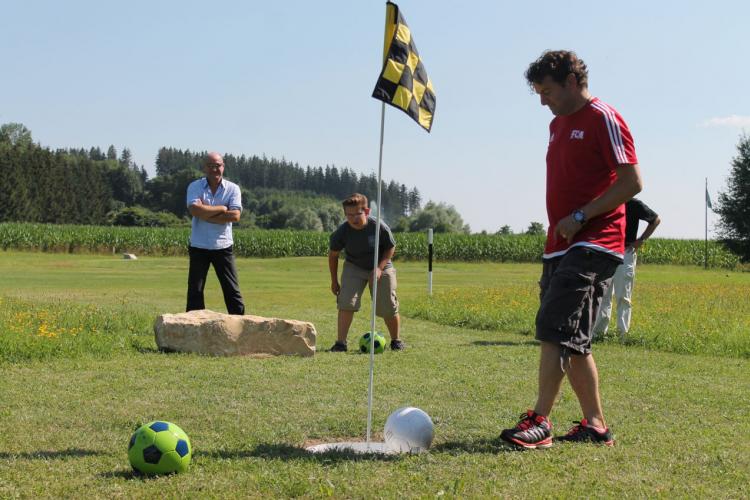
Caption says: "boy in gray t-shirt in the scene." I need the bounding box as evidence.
[327,193,403,352]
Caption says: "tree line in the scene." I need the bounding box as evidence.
[153,147,423,224]
[5,121,746,257]
[0,123,438,231]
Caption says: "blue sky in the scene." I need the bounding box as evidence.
[2,0,748,237]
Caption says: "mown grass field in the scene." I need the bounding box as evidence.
[0,251,748,498]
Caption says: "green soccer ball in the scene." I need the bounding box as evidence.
[359,331,386,354]
[128,421,192,475]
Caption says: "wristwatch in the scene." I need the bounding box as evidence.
[572,209,586,224]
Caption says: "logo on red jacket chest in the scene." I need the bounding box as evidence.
[570,129,585,140]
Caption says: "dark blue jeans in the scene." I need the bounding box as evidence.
[186,246,245,315]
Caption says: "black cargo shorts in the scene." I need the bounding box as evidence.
[535,247,621,355]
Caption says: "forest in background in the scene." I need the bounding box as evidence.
[0,122,452,233]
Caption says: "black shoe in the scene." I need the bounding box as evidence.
[500,410,553,449]
[329,341,347,352]
[390,339,405,351]
[556,419,614,446]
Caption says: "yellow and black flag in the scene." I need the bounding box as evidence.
[372,2,436,132]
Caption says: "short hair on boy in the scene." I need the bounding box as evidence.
[525,50,588,89]
[342,193,368,210]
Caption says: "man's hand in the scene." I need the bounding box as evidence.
[331,280,340,296]
[369,267,383,287]
[632,238,645,250]
[554,215,583,244]
[552,164,643,246]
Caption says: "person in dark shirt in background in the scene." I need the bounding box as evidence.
[593,198,660,340]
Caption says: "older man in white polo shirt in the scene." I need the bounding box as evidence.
[185,151,245,314]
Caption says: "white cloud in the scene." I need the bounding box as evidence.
[701,115,750,128]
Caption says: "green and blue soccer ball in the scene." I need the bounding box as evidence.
[359,331,386,354]
[128,421,192,475]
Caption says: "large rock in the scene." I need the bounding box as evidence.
[154,310,316,357]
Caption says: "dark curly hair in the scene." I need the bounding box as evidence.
[525,50,588,88]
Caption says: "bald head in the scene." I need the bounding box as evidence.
[203,151,225,187]
[204,152,223,167]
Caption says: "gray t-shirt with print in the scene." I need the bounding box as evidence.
[329,217,396,271]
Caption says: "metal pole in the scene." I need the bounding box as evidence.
[366,102,386,445]
[427,228,433,295]
[705,178,708,269]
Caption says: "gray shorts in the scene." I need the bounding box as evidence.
[338,261,399,318]
[536,247,620,354]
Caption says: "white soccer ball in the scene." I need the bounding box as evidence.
[384,407,434,453]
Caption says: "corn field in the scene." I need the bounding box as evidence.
[0,223,741,268]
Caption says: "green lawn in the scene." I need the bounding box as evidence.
[0,252,748,498]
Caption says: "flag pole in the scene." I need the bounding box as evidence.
[705,177,708,269]
[366,101,386,445]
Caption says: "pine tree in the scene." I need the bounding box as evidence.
[89,147,105,161]
[716,134,750,260]
[120,147,133,168]
[399,184,409,217]
[408,187,422,214]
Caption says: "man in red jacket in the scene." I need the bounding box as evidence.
[500,50,643,449]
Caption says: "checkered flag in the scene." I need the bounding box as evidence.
[372,2,436,132]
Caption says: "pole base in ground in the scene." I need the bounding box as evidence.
[305,442,394,454]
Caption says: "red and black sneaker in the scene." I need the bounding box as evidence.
[500,410,553,449]
[556,418,614,446]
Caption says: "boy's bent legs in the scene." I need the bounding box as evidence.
[383,314,400,340]
[566,352,606,429]
[372,267,400,340]
[336,262,368,343]
[186,246,211,312]
[337,309,355,343]
[212,246,245,315]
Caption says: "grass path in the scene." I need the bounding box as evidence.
[0,252,748,497]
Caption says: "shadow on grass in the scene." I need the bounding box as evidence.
[0,448,104,460]
[432,437,519,454]
[98,469,155,481]
[99,468,189,481]
[130,338,160,354]
[199,443,400,463]
[472,339,538,347]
